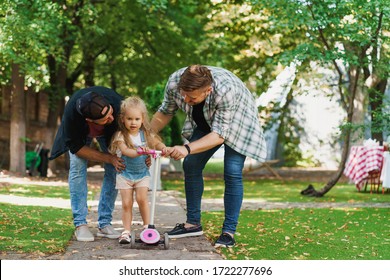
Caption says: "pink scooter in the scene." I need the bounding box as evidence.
[129,148,169,249]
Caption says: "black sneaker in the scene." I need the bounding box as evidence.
[214,233,235,248]
[166,223,203,238]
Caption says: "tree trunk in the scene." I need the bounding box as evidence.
[9,63,26,174]
[350,84,366,146]
[1,85,11,116]
[303,66,361,197]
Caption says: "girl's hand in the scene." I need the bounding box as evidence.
[136,146,149,155]
[137,146,152,167]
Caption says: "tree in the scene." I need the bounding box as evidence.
[90,0,210,95]
[198,2,313,166]
[200,1,295,94]
[0,0,63,173]
[251,0,389,196]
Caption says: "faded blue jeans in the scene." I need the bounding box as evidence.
[68,136,117,228]
[183,129,246,235]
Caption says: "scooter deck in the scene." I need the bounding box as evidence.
[127,231,170,250]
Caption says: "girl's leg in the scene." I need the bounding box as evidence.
[135,187,150,227]
[120,188,134,232]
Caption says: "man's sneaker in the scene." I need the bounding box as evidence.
[75,225,94,242]
[214,233,235,248]
[119,231,131,244]
[166,223,203,238]
[97,225,121,239]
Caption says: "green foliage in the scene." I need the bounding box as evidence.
[144,82,183,146]
[340,92,390,141]
[276,104,306,167]
[2,0,389,167]
[249,0,389,151]
[204,208,390,260]
[0,0,64,88]
[1,0,212,93]
[200,1,295,94]
[255,0,389,65]
[368,93,390,136]
[143,82,166,111]
[91,0,210,95]
[136,0,168,11]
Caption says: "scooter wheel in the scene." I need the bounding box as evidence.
[130,230,136,248]
[164,233,170,250]
[140,228,160,244]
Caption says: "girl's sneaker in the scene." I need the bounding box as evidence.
[119,231,131,244]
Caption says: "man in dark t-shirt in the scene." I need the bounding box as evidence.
[50,86,125,242]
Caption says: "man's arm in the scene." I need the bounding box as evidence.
[150,111,173,133]
[169,132,224,160]
[75,146,125,172]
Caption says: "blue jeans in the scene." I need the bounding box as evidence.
[68,136,117,228]
[183,129,246,235]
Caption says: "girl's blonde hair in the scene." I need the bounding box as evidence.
[109,96,161,154]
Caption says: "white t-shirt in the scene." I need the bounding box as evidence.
[130,132,143,146]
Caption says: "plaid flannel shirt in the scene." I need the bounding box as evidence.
[158,66,267,162]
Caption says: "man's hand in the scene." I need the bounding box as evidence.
[76,146,126,172]
[161,147,171,157]
[145,156,152,167]
[168,145,189,160]
[109,154,125,172]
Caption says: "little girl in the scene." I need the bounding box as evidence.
[109,96,168,244]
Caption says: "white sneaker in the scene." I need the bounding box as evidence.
[97,225,121,239]
[75,225,94,242]
[119,231,131,244]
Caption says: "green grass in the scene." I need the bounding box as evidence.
[0,183,92,255]
[1,167,389,258]
[0,203,74,254]
[203,208,390,260]
[162,162,390,260]
[203,159,224,174]
[162,178,390,203]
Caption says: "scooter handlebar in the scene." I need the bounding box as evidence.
[137,147,163,156]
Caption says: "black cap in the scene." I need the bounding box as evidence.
[76,91,111,120]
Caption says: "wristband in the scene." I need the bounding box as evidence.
[184,144,191,155]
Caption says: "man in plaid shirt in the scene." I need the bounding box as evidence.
[151,65,267,247]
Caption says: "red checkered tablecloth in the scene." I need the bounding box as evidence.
[344,145,384,190]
